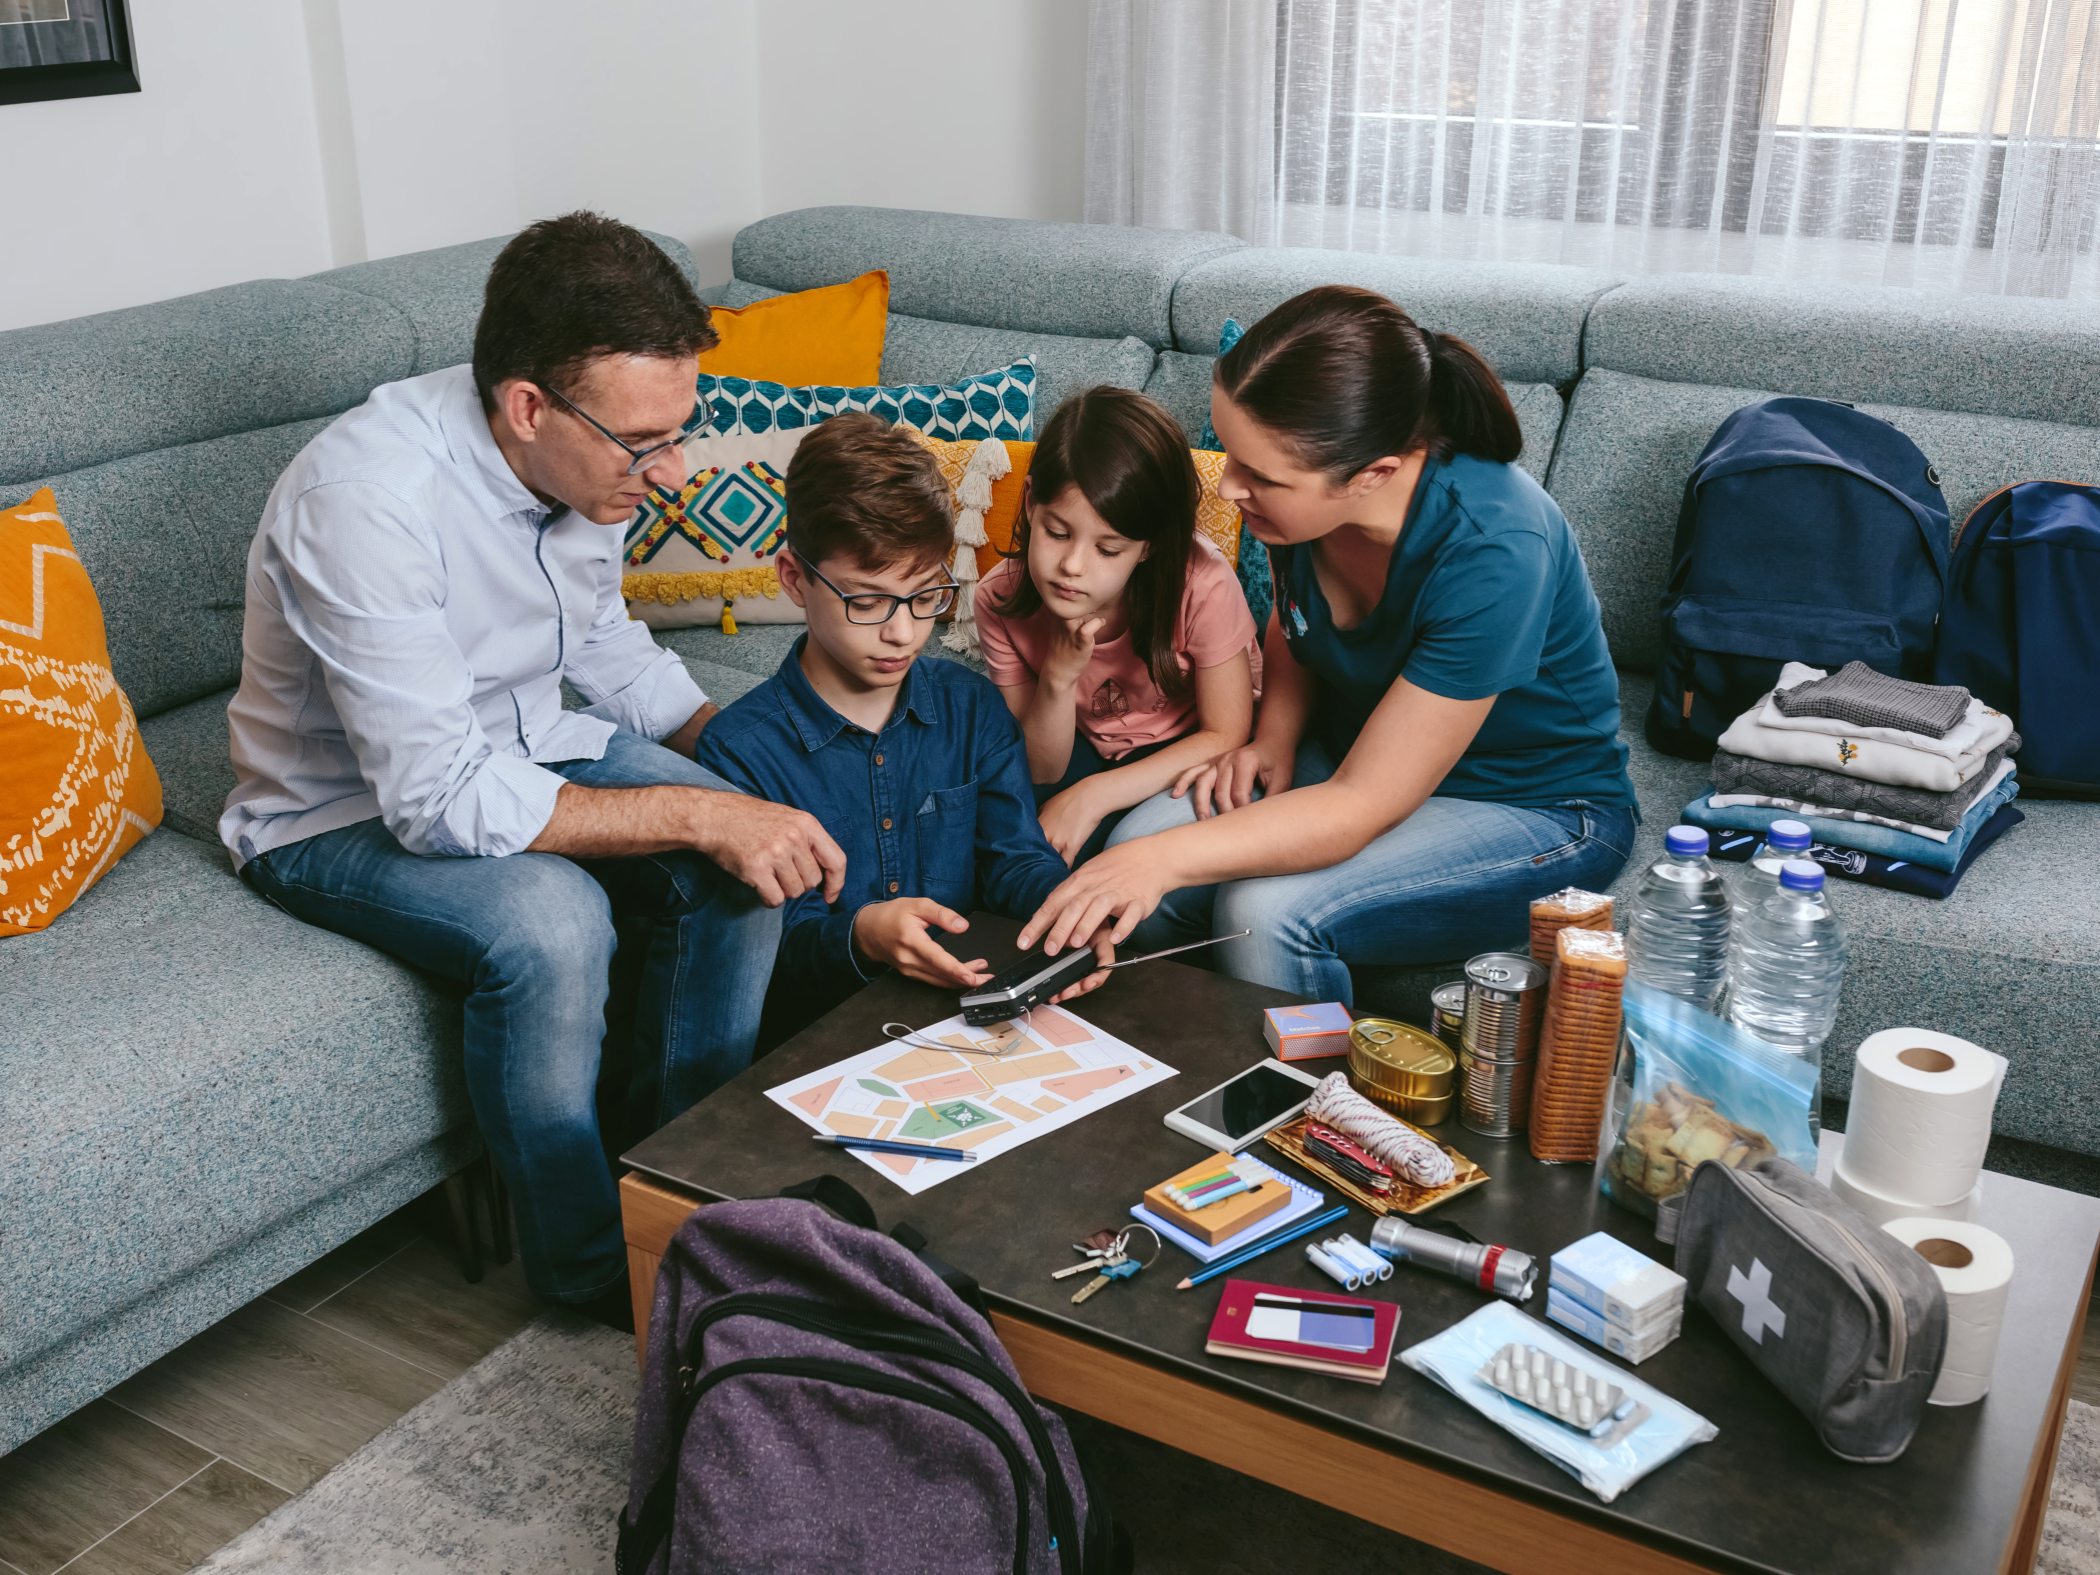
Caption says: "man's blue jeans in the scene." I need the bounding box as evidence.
[241,731,781,1302]
[1105,742,1637,1003]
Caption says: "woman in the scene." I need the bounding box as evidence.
[1018,285,1637,1002]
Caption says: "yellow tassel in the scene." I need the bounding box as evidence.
[720,602,739,635]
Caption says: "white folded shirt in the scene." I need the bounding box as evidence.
[1708,758,2017,845]
[1718,662,2015,793]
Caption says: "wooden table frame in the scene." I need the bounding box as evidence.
[622,1169,2082,1575]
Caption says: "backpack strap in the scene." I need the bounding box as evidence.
[781,1175,992,1320]
[779,1172,879,1229]
[889,1220,991,1321]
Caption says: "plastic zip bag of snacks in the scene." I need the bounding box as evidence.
[1596,983,1817,1220]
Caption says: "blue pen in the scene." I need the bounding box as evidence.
[1176,1204,1352,1289]
[812,1133,977,1164]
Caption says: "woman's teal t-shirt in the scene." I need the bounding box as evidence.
[1271,453,1635,809]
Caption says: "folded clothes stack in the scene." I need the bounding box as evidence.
[1681,661,2024,897]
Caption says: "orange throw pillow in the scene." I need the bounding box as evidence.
[1,488,163,936]
[697,270,890,387]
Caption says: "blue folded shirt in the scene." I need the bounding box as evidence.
[1682,767,2022,873]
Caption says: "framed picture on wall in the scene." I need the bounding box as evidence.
[0,0,136,106]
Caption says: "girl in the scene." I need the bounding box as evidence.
[1017,286,1638,1002]
[974,387,1258,866]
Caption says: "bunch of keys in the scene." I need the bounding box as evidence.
[1051,1224,1161,1305]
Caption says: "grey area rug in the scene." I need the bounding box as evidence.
[192,1313,2100,1575]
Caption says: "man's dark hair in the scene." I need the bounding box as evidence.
[472,211,716,412]
[785,413,954,570]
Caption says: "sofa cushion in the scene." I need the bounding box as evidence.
[1585,274,2100,428]
[699,269,889,386]
[731,206,1243,346]
[0,282,411,490]
[139,689,237,843]
[1546,370,2100,672]
[311,229,700,376]
[20,416,330,720]
[1168,249,1618,386]
[0,829,467,1371]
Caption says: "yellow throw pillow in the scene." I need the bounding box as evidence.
[697,270,890,387]
[1,488,162,936]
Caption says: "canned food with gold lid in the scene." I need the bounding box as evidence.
[1347,1017,1456,1120]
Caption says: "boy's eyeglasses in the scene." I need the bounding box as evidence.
[545,386,691,477]
[802,560,960,624]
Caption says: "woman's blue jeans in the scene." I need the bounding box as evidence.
[241,731,781,1302]
[1105,742,1637,1003]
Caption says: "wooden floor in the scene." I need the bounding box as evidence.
[3,1203,2098,1575]
[0,1194,538,1575]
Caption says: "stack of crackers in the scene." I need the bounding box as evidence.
[1528,926,1627,1163]
[1529,887,1613,967]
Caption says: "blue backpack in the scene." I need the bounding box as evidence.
[1645,398,1950,760]
[1935,481,2100,798]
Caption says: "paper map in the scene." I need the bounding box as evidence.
[767,1007,1177,1194]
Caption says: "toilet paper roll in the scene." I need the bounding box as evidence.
[1883,1217,2014,1407]
[1830,1161,1981,1230]
[1844,1030,2007,1208]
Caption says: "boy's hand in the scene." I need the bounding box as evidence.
[1046,924,1117,1003]
[1037,780,1105,866]
[853,899,991,988]
[1041,614,1103,691]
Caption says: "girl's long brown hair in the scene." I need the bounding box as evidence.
[999,387,1200,702]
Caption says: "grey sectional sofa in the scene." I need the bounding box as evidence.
[4,204,2094,1456]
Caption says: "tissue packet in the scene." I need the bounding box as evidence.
[1399,1301,1716,1501]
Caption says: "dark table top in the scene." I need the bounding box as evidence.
[626,915,2100,1575]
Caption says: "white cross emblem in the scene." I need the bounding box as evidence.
[1727,1258,1787,1344]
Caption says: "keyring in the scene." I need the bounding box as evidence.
[881,1015,1033,1057]
[1115,1222,1162,1270]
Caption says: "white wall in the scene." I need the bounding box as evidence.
[753,0,1088,228]
[0,0,1088,333]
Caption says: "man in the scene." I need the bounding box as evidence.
[220,213,843,1327]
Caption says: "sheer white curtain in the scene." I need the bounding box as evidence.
[1086,0,2100,296]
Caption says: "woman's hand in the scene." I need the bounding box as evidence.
[1019,840,1175,956]
[1171,741,1294,820]
[1041,614,1104,692]
[1047,925,1118,1003]
[852,899,990,987]
[1036,780,1105,866]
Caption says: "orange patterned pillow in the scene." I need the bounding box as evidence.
[1,489,162,936]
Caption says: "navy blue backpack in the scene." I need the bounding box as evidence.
[1935,481,2100,798]
[1646,398,1950,760]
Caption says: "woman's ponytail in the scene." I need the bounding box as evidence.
[1216,285,1522,473]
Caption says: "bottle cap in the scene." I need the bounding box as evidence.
[1779,859,1825,892]
[1769,819,1813,851]
[1664,826,1709,857]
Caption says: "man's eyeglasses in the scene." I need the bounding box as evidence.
[802,559,959,624]
[545,386,690,477]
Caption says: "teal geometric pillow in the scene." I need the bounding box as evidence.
[692,357,1037,441]
[1198,320,1273,637]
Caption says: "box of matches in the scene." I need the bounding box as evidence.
[1262,1003,1355,1060]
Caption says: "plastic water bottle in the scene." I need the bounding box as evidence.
[1727,860,1849,1134]
[1625,826,1732,1011]
[1737,819,1815,908]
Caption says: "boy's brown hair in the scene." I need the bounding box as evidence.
[784,413,954,569]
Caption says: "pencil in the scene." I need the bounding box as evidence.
[1176,1204,1352,1289]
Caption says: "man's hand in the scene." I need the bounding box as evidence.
[1171,741,1293,820]
[1046,924,1117,1003]
[690,792,847,908]
[853,899,991,987]
[1041,614,1104,692]
[1037,780,1106,866]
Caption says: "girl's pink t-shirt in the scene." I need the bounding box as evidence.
[973,538,1259,759]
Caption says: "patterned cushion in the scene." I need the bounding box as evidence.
[625,361,1041,630]
[1195,319,1275,638]
[692,358,1037,441]
[1,488,164,935]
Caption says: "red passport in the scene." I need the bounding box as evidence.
[1204,1278,1400,1384]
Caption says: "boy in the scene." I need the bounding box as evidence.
[696,413,1112,1038]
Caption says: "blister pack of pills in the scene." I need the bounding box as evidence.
[1476,1342,1650,1447]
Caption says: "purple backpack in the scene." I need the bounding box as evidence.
[618,1177,1126,1574]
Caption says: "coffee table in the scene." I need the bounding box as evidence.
[620,915,2099,1575]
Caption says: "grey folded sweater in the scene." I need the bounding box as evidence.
[1711,735,2019,832]
[1770,660,1972,738]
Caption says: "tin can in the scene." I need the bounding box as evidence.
[1430,982,1467,1050]
[1459,952,1548,1137]
[1347,1018,1456,1125]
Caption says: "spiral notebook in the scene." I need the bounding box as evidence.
[1132,1156,1325,1264]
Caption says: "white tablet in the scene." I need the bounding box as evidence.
[1162,1059,1322,1152]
